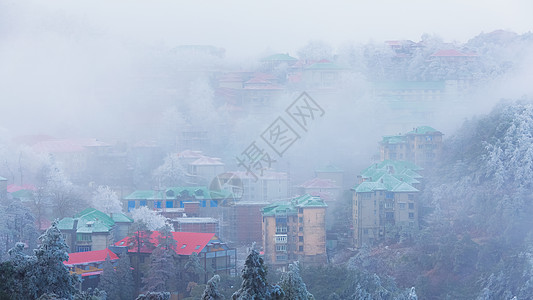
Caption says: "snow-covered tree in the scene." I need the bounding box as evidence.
[135,291,171,300]
[143,224,177,292]
[201,274,225,300]
[115,254,135,300]
[232,249,284,300]
[0,199,39,258]
[98,255,119,299]
[130,206,167,231]
[31,220,79,299]
[152,154,194,188]
[184,251,206,284]
[43,164,83,219]
[91,185,122,214]
[278,262,314,300]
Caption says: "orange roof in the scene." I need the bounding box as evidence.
[64,248,118,266]
[115,231,216,255]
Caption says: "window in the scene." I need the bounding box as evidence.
[276,244,287,252]
[166,200,173,208]
[299,245,304,252]
[399,203,406,209]
[210,200,218,207]
[408,203,415,209]
[77,233,91,241]
[386,212,394,220]
[200,200,207,207]
[276,255,288,261]
[385,192,394,199]
[299,217,303,223]
[139,200,147,207]
[154,201,161,209]
[275,235,287,243]
[299,236,303,242]
[128,201,136,212]
[195,245,201,250]
[181,244,187,249]
[408,194,414,200]
[299,227,303,232]
[409,212,415,219]
[76,246,91,252]
[180,201,184,208]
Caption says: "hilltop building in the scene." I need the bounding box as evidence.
[63,248,119,290]
[380,126,443,168]
[261,194,327,270]
[353,160,422,247]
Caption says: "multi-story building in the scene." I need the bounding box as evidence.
[380,126,443,168]
[353,160,422,247]
[64,248,119,290]
[57,208,133,253]
[224,170,289,203]
[226,201,269,245]
[261,194,327,270]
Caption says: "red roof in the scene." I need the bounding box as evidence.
[7,184,37,193]
[115,231,216,255]
[64,248,119,266]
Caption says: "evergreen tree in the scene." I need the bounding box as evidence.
[143,224,177,292]
[31,220,79,299]
[232,249,284,300]
[278,262,314,300]
[97,255,119,299]
[184,251,206,284]
[74,288,107,300]
[135,291,171,300]
[116,253,135,300]
[2,243,37,299]
[201,274,225,300]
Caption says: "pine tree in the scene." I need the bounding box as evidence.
[135,291,171,300]
[116,253,135,300]
[232,249,284,300]
[143,224,177,292]
[98,255,119,299]
[202,274,225,300]
[278,262,314,300]
[184,251,206,284]
[31,220,79,299]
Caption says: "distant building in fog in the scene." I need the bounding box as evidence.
[380,126,443,168]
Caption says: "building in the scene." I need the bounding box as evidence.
[172,217,219,236]
[226,201,269,245]
[223,170,289,203]
[188,156,225,184]
[115,231,237,281]
[314,164,344,189]
[353,160,422,247]
[297,177,341,202]
[57,208,133,253]
[63,248,119,290]
[123,186,233,213]
[380,126,443,168]
[261,194,327,270]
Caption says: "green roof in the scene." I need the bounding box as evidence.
[406,126,442,135]
[124,190,157,200]
[356,161,421,193]
[262,53,297,62]
[261,194,327,216]
[381,135,407,144]
[10,189,34,199]
[111,213,133,223]
[125,186,233,201]
[57,217,75,231]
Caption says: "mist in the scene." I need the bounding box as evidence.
[1,1,533,299]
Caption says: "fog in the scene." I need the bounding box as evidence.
[1,1,533,298]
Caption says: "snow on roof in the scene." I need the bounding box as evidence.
[64,248,118,266]
[115,231,216,255]
[190,156,224,166]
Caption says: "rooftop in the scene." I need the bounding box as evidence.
[64,248,118,266]
[114,231,218,255]
[261,194,327,216]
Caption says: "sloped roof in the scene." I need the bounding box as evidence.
[261,194,327,216]
[7,184,36,193]
[315,164,343,173]
[114,231,216,255]
[190,157,224,166]
[64,248,118,266]
[406,126,442,135]
[298,177,340,189]
[57,208,131,234]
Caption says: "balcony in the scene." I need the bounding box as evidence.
[275,234,287,244]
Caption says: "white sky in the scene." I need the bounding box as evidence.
[5,0,533,57]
